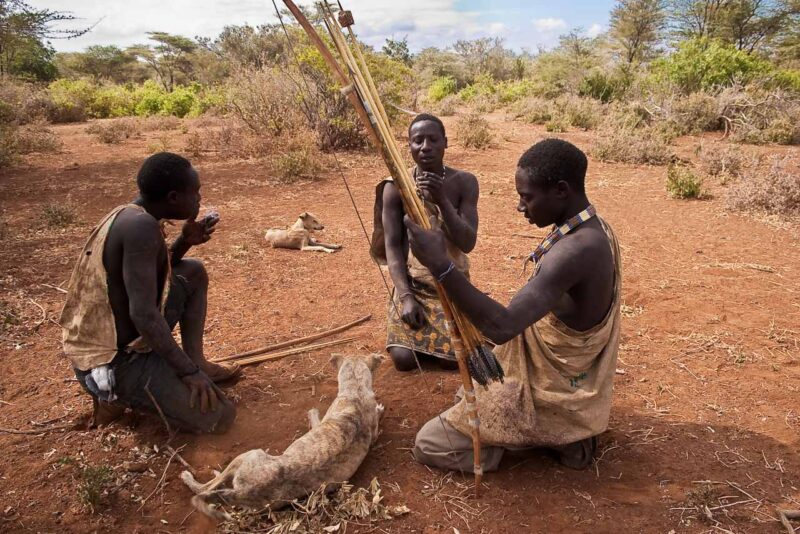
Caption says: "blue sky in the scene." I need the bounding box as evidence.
[42,0,617,53]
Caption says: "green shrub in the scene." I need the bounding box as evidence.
[457,112,493,149]
[666,164,704,199]
[78,465,113,513]
[274,145,322,183]
[91,85,137,118]
[726,155,800,216]
[766,70,800,94]
[160,86,196,118]
[428,76,458,102]
[47,79,96,123]
[650,38,771,93]
[579,70,626,103]
[496,79,535,104]
[133,81,167,116]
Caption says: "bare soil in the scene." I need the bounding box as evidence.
[1,115,799,533]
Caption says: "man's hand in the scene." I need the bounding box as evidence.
[416,172,446,205]
[400,294,426,329]
[404,215,451,275]
[182,371,220,414]
[180,213,218,247]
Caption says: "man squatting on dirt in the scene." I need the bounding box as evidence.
[371,113,479,372]
[408,139,622,471]
[59,152,239,433]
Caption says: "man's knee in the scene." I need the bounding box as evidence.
[173,258,208,290]
[211,400,237,434]
[388,347,417,372]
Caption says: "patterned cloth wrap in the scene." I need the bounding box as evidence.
[370,174,470,362]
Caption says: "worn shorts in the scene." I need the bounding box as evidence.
[75,273,236,434]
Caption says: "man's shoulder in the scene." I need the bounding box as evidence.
[111,207,161,242]
[449,167,478,183]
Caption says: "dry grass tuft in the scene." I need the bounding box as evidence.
[457,112,493,149]
[698,145,747,183]
[86,119,140,144]
[220,478,409,534]
[590,127,673,166]
[42,203,78,228]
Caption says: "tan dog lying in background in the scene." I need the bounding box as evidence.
[181,353,383,520]
[264,212,342,253]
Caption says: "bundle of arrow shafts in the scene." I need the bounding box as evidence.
[316,1,504,388]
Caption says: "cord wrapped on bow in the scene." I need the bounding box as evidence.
[280,0,503,494]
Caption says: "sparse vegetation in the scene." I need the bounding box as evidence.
[86,119,139,144]
[726,155,800,216]
[77,465,114,513]
[42,203,78,228]
[666,163,705,199]
[699,145,746,182]
[590,126,673,165]
[456,113,493,149]
[273,143,323,183]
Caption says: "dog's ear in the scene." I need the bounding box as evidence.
[367,353,384,371]
[329,353,344,369]
[299,211,309,219]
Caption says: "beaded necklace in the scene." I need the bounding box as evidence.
[523,204,597,274]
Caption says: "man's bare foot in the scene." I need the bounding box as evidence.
[200,361,242,383]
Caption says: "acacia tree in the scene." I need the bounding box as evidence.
[610,0,667,63]
[0,0,91,78]
[129,32,196,91]
[382,37,412,66]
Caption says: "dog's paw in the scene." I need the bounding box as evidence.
[180,470,200,492]
[376,403,385,416]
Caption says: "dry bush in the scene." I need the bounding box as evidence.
[666,163,705,199]
[273,141,323,183]
[85,119,140,144]
[184,131,203,158]
[0,124,19,166]
[228,68,302,138]
[146,134,172,154]
[590,126,673,165]
[560,95,603,131]
[456,112,493,149]
[42,203,78,228]
[430,94,457,116]
[718,88,800,145]
[139,115,181,132]
[698,145,746,181]
[16,124,61,154]
[545,115,568,133]
[726,155,800,216]
[511,96,553,125]
[654,92,720,136]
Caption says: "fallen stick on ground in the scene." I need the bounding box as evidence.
[235,337,358,367]
[166,445,196,476]
[778,509,800,534]
[0,422,75,435]
[42,283,68,294]
[214,314,371,363]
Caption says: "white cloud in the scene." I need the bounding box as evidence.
[40,0,506,52]
[532,17,567,32]
[586,23,604,38]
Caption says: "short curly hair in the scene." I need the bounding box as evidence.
[517,138,587,193]
[136,152,195,201]
[408,113,446,137]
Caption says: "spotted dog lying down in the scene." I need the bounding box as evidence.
[181,354,383,520]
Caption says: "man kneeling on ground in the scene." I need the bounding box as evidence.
[405,139,621,471]
[59,152,239,434]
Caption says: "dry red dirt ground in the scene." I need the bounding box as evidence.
[0,115,798,533]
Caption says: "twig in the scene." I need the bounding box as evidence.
[778,509,800,534]
[166,445,196,475]
[144,378,173,440]
[138,448,177,510]
[214,314,371,362]
[235,337,358,367]
[28,299,47,329]
[0,422,74,435]
[42,283,67,294]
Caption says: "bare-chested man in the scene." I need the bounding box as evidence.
[370,113,479,372]
[60,152,239,433]
[406,139,621,471]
